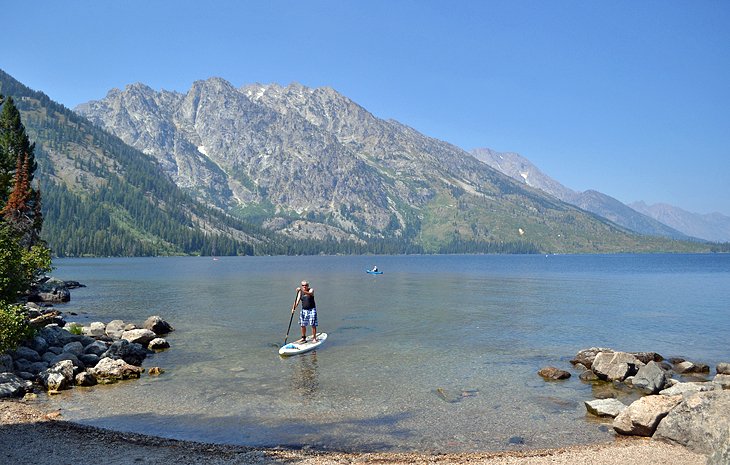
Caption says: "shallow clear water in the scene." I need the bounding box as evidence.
[47,254,730,452]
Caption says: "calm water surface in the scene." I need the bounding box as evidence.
[48,254,730,452]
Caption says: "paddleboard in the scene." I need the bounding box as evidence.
[279,332,328,356]
[365,269,383,274]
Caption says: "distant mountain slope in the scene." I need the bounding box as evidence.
[1,68,708,255]
[0,69,297,256]
[72,78,707,254]
[472,148,693,240]
[630,202,730,243]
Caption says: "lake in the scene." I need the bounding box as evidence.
[47,254,730,452]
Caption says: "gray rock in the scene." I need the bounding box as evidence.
[82,321,106,337]
[105,320,126,339]
[717,363,730,375]
[84,340,109,356]
[579,370,599,381]
[121,328,157,346]
[38,326,73,346]
[712,374,730,390]
[148,338,170,350]
[659,381,720,396]
[143,315,174,335]
[571,347,613,369]
[25,336,49,354]
[592,351,644,382]
[45,346,63,355]
[0,372,33,398]
[632,361,668,394]
[13,359,34,373]
[613,395,682,437]
[584,398,627,418]
[675,360,710,374]
[48,352,84,370]
[0,354,14,373]
[75,371,97,387]
[26,361,50,375]
[88,357,143,384]
[62,341,84,356]
[11,346,41,363]
[102,339,148,366]
[708,427,730,465]
[78,353,100,367]
[654,390,730,456]
[38,360,75,392]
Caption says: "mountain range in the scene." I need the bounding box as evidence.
[0,68,719,256]
[471,148,730,243]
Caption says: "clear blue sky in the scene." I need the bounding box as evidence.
[5,1,730,215]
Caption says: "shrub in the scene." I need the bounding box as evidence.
[0,302,35,353]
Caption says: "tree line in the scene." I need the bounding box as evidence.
[0,95,52,352]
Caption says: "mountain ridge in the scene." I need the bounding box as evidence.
[471,147,697,241]
[1,68,713,255]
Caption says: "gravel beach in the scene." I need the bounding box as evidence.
[0,400,706,465]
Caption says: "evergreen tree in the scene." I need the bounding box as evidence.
[0,95,37,205]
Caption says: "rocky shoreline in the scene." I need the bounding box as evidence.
[539,347,730,462]
[1,278,173,398]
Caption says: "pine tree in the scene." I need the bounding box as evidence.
[0,96,37,205]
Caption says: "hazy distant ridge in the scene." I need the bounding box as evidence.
[630,202,730,243]
[471,148,693,241]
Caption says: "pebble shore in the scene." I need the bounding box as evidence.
[0,400,706,465]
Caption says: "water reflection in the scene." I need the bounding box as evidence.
[290,353,319,398]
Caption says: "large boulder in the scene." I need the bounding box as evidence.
[654,390,730,457]
[105,320,126,339]
[11,346,42,363]
[121,328,156,346]
[88,357,143,384]
[37,326,74,347]
[29,277,71,303]
[714,374,730,390]
[62,341,85,357]
[632,361,668,394]
[84,340,109,357]
[82,321,107,338]
[613,395,682,437]
[592,351,644,382]
[102,340,148,366]
[38,360,75,392]
[25,336,49,354]
[143,315,174,335]
[571,347,613,369]
[0,372,33,398]
[717,363,730,375]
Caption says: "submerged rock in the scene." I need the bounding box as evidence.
[538,366,571,380]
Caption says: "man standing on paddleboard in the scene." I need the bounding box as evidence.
[293,280,317,343]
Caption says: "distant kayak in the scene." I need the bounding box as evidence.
[366,269,383,274]
[279,332,328,356]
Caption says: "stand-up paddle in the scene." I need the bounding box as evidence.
[283,290,301,346]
